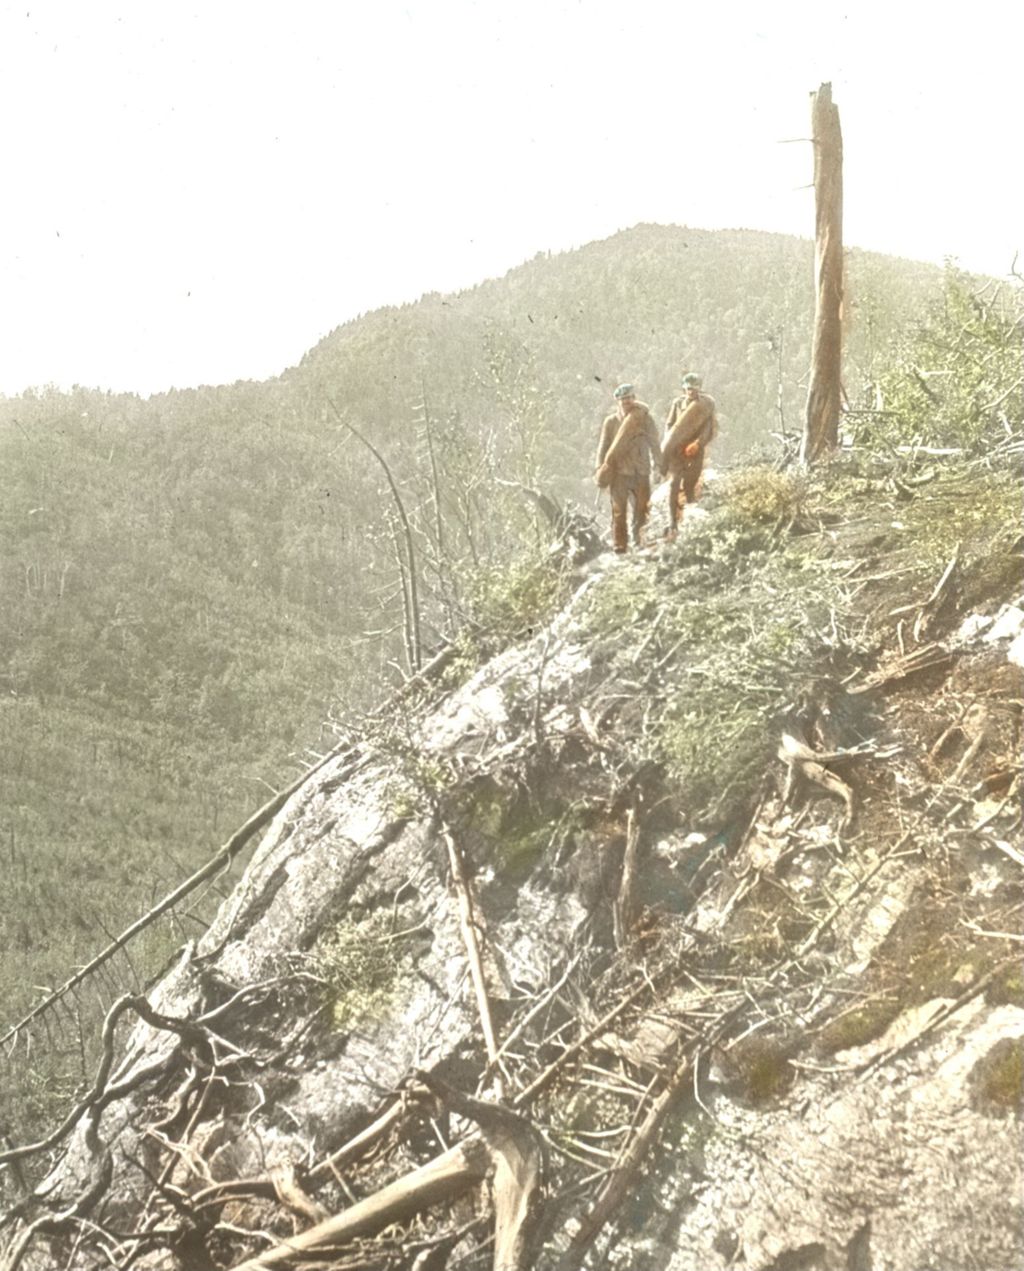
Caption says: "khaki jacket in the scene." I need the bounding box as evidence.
[661,392,716,474]
[596,402,660,478]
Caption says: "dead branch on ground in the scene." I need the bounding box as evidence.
[441,823,506,1099]
[847,643,952,695]
[413,1070,545,1271]
[613,805,642,951]
[777,733,855,827]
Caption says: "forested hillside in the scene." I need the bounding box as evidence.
[296,224,941,467]
[0,225,960,1120]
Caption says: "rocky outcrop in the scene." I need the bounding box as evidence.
[6,476,1023,1271]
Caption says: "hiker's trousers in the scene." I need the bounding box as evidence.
[668,454,704,531]
[610,472,651,552]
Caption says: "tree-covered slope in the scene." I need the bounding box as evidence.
[296,223,942,468]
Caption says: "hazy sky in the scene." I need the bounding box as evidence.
[1,1,1020,396]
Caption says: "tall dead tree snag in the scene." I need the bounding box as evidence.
[801,82,844,465]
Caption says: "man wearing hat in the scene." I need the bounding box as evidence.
[661,372,717,538]
[594,384,661,553]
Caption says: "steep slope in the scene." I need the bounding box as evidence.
[4,451,1021,1271]
[0,226,949,1050]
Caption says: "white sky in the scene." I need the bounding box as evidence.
[1,1,1020,396]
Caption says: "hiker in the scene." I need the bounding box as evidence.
[594,383,661,553]
[661,372,717,538]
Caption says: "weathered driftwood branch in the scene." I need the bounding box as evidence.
[187,1098,409,1222]
[229,1139,492,1270]
[227,975,660,1271]
[949,705,992,786]
[268,1162,328,1225]
[307,1098,406,1184]
[414,1071,545,1271]
[778,733,855,826]
[912,548,960,642]
[847,643,952,695]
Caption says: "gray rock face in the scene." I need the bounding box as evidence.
[649,1001,1024,1271]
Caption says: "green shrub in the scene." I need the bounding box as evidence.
[465,551,571,642]
[874,266,1023,450]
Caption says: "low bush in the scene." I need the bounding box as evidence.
[718,467,807,527]
[464,551,572,643]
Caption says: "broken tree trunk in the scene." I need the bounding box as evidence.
[801,82,844,465]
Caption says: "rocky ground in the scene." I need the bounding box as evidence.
[2,454,1021,1271]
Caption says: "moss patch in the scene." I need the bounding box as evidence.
[815,886,1019,1056]
[970,1038,1024,1116]
[816,996,902,1055]
[452,774,589,890]
[315,910,414,1030]
[987,963,1024,1009]
[877,898,992,1010]
[722,1034,797,1105]
[498,824,553,884]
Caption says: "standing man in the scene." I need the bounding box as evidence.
[595,383,661,554]
[661,372,717,538]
